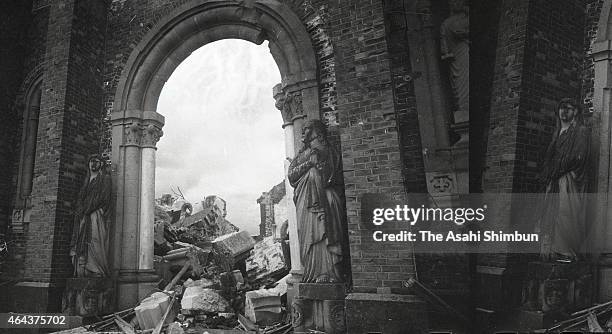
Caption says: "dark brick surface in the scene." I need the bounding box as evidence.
[0,1,33,236]
[382,0,428,194]
[10,0,110,285]
[0,1,41,282]
[326,0,412,291]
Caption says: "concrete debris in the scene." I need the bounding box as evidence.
[134,292,173,330]
[246,236,289,287]
[181,287,232,313]
[244,289,283,325]
[183,277,216,289]
[212,231,256,271]
[174,196,238,235]
[54,196,293,334]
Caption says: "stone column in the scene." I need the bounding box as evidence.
[110,109,164,308]
[274,84,302,276]
[139,119,163,272]
[116,119,142,308]
[274,83,311,311]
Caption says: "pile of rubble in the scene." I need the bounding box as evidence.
[56,195,291,334]
[543,300,612,333]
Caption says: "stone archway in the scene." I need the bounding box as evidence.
[110,0,319,308]
[592,0,612,301]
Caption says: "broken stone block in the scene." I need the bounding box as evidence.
[134,291,172,330]
[181,287,232,313]
[213,231,255,257]
[244,289,283,325]
[232,270,245,290]
[183,277,215,289]
[246,236,288,287]
[212,231,255,270]
[175,195,238,239]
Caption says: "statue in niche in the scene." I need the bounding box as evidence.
[288,120,345,283]
[70,154,112,277]
[537,98,590,263]
[440,0,469,120]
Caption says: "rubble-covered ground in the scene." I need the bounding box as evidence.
[55,195,292,334]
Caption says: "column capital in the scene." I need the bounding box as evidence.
[112,109,165,147]
[273,84,305,127]
[123,122,142,147]
[141,124,163,148]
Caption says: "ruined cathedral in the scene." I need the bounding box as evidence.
[2,0,612,333]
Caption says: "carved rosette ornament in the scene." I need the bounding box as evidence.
[141,124,163,148]
[124,123,142,146]
[291,299,304,328]
[329,303,346,332]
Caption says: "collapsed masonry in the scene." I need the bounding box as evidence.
[56,195,291,334]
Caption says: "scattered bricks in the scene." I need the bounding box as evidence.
[181,287,232,313]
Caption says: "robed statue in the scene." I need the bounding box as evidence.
[288,120,345,283]
[70,154,112,277]
[537,98,590,263]
[441,0,469,118]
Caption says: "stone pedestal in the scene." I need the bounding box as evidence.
[517,261,593,329]
[291,283,346,334]
[345,293,428,334]
[117,270,159,310]
[63,278,115,317]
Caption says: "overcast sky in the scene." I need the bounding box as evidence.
[156,39,285,235]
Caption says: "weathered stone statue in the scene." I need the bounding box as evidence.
[537,98,590,262]
[441,0,469,118]
[288,120,345,283]
[70,154,112,277]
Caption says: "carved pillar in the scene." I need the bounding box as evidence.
[110,109,165,309]
[274,84,302,278]
[273,81,315,314]
[139,117,163,272]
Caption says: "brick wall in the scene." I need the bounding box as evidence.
[382,0,427,194]
[0,1,33,237]
[482,0,585,193]
[2,7,49,279]
[326,0,413,292]
[479,0,587,295]
[482,0,530,194]
[583,0,604,113]
[514,0,585,192]
[22,0,109,283]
